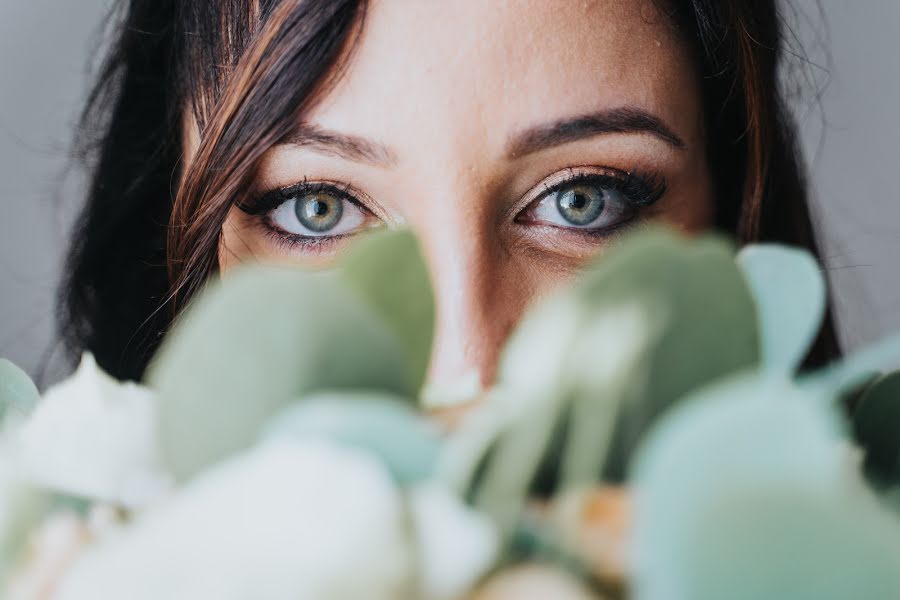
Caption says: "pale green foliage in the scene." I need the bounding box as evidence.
[148,267,412,482]
[339,230,435,393]
[737,245,826,374]
[261,391,441,484]
[6,226,900,598]
[576,229,759,477]
[469,229,759,539]
[149,230,437,482]
[632,375,900,600]
[809,333,900,395]
[0,358,39,424]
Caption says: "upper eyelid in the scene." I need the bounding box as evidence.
[245,167,663,225]
[539,172,662,205]
[241,179,382,219]
[502,166,661,222]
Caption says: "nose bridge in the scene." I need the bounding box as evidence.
[409,183,513,392]
[425,232,498,391]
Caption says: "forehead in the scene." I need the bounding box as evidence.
[306,0,701,153]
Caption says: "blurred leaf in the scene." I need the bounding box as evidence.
[632,374,900,600]
[261,391,440,484]
[147,267,412,482]
[339,230,435,395]
[468,229,759,540]
[805,333,900,396]
[853,370,900,482]
[737,245,825,374]
[578,230,759,478]
[0,358,39,422]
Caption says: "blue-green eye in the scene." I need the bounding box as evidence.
[529,181,633,231]
[555,185,605,226]
[522,172,664,233]
[269,190,370,237]
[294,193,344,232]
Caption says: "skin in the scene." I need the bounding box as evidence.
[200,0,713,397]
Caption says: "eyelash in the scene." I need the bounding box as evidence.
[520,168,666,232]
[238,168,666,251]
[238,179,370,252]
[550,169,664,207]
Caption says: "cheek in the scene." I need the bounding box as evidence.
[219,211,284,273]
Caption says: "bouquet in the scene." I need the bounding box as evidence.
[2,228,900,599]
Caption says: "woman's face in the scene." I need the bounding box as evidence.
[208,0,713,393]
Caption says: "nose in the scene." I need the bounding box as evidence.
[418,224,531,405]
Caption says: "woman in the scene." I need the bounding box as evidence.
[61,0,838,388]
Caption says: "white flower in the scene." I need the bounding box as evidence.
[54,438,414,600]
[14,354,171,509]
[410,483,498,600]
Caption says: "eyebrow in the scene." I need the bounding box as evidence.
[282,123,398,167]
[506,107,686,158]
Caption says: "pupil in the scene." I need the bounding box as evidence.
[556,186,604,226]
[312,200,329,217]
[570,193,588,211]
[295,193,343,233]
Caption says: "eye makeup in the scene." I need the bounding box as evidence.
[237,178,382,253]
[237,165,667,255]
[515,166,667,239]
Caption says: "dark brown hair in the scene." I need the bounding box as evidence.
[61,0,839,381]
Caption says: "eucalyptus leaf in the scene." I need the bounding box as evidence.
[805,333,900,396]
[853,370,900,482]
[467,229,759,541]
[0,358,39,422]
[632,374,900,600]
[148,266,413,482]
[261,391,441,484]
[573,229,759,481]
[339,230,435,395]
[737,245,825,374]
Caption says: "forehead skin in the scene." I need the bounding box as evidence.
[306,0,703,171]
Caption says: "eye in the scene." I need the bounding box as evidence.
[239,181,381,250]
[269,189,369,237]
[518,170,665,234]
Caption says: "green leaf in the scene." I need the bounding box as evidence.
[261,391,440,484]
[806,333,900,396]
[632,374,900,600]
[853,370,900,482]
[339,230,435,395]
[576,229,760,480]
[147,266,413,482]
[737,245,825,374]
[0,359,39,422]
[466,229,759,539]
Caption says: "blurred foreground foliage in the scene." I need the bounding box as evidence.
[2,227,900,599]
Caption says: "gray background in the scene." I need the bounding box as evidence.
[1,0,898,385]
